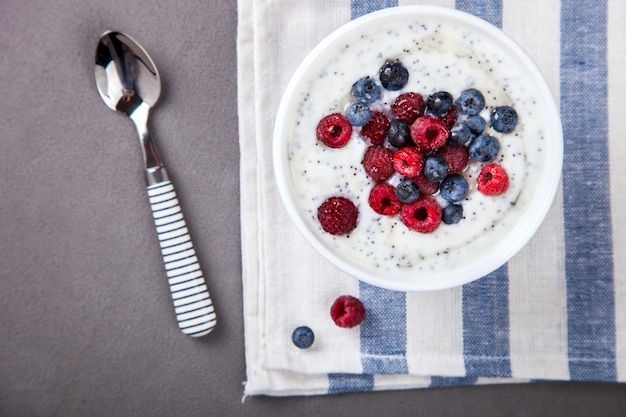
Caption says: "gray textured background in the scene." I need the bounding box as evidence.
[1,0,626,416]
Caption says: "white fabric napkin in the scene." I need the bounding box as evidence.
[237,0,626,396]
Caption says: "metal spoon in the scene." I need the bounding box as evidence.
[94,31,216,337]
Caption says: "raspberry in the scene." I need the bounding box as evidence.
[330,295,366,328]
[477,164,510,196]
[393,146,424,177]
[436,144,469,174]
[362,146,394,182]
[413,174,439,195]
[316,113,353,148]
[317,196,358,235]
[410,116,449,152]
[360,111,389,145]
[439,104,459,129]
[401,195,442,233]
[368,183,401,215]
[391,92,425,124]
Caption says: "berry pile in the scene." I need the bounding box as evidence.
[315,59,517,235]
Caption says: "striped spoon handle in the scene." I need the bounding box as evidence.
[147,180,216,337]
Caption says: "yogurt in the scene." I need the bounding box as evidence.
[278,11,552,284]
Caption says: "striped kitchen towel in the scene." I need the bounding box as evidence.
[237,0,626,396]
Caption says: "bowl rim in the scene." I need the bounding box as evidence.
[273,5,563,291]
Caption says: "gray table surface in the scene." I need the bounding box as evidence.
[2,1,626,416]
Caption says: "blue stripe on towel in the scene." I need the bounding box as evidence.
[462,265,512,377]
[455,0,502,28]
[350,0,397,20]
[353,0,406,377]
[327,0,402,395]
[455,0,511,379]
[328,374,374,395]
[560,0,616,381]
[430,376,478,388]
[359,282,409,374]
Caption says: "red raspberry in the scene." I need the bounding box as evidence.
[413,174,439,195]
[317,196,358,235]
[360,111,389,145]
[391,92,425,124]
[368,183,401,215]
[410,116,449,152]
[436,144,469,174]
[362,146,394,182]
[477,164,510,196]
[330,295,366,328]
[401,195,442,233]
[316,113,353,148]
[393,146,424,177]
[439,104,459,128]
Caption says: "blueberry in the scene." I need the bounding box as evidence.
[379,60,409,91]
[395,180,421,203]
[292,326,315,349]
[345,102,371,126]
[468,134,500,162]
[491,106,518,133]
[448,124,473,146]
[455,88,485,115]
[442,203,464,224]
[426,91,453,116]
[423,155,449,182]
[439,174,469,203]
[465,115,487,135]
[351,77,381,104]
[387,119,412,148]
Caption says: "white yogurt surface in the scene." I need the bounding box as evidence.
[282,16,549,281]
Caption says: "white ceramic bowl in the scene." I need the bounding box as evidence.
[273,6,562,291]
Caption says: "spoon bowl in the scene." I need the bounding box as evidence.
[95,31,160,114]
[95,31,216,337]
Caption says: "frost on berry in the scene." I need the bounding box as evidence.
[317,196,358,235]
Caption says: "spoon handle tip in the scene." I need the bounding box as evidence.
[148,180,216,337]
